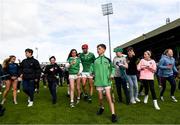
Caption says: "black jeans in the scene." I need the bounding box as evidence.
[114,77,130,104]
[48,81,57,103]
[22,80,35,101]
[139,80,144,94]
[141,80,157,100]
[42,75,47,86]
[160,75,176,96]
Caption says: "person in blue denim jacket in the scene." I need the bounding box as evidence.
[158,49,178,102]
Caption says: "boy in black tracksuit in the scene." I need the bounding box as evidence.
[20,49,41,107]
[44,56,62,104]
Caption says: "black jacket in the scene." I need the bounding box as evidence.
[44,63,62,82]
[20,57,41,80]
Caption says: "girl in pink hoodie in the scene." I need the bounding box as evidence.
[137,51,160,110]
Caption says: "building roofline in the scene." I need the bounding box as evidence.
[118,18,180,48]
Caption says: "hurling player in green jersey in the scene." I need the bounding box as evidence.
[80,44,95,103]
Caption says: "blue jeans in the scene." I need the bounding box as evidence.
[48,81,57,103]
[160,75,176,96]
[127,75,138,102]
[22,80,35,101]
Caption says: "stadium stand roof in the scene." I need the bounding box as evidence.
[117,18,180,61]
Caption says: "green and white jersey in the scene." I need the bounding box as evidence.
[80,52,95,72]
[90,55,115,87]
[67,57,81,75]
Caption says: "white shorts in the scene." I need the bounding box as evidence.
[69,75,80,80]
[81,72,93,79]
[96,86,111,91]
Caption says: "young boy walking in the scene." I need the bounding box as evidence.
[90,44,118,123]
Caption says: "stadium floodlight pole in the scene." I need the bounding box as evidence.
[102,3,113,60]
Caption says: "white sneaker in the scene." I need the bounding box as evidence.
[153,100,160,110]
[160,96,164,102]
[1,98,6,105]
[76,97,80,104]
[131,100,136,104]
[135,98,141,102]
[28,101,33,107]
[171,96,178,102]
[44,86,47,88]
[28,97,30,103]
[17,90,20,93]
[14,101,18,105]
[0,92,2,95]
[144,95,149,104]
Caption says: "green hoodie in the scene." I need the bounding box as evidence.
[90,55,115,87]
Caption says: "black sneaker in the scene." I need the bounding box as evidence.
[96,107,104,115]
[52,99,57,104]
[111,114,118,123]
[88,96,92,103]
[84,94,88,101]
[66,94,70,98]
[0,108,5,116]
[70,102,75,108]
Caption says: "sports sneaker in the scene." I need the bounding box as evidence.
[0,92,2,95]
[1,99,6,105]
[160,96,164,102]
[0,107,5,116]
[96,107,104,115]
[70,102,75,108]
[88,96,92,103]
[111,114,118,123]
[135,98,141,102]
[28,97,30,103]
[144,95,149,104]
[83,94,88,101]
[27,101,33,107]
[17,90,20,93]
[2,85,5,88]
[130,100,136,104]
[52,99,57,104]
[13,100,18,105]
[153,100,160,110]
[171,96,178,102]
[76,98,80,104]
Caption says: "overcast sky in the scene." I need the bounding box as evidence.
[0,0,180,63]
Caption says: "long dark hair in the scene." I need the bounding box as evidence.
[67,49,78,60]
